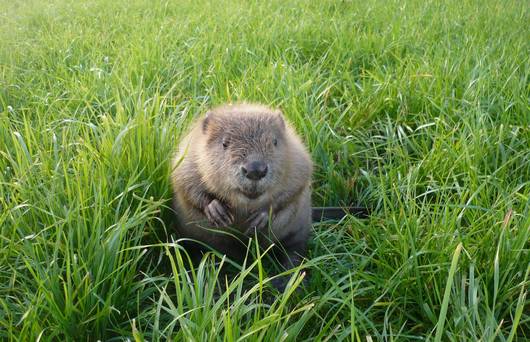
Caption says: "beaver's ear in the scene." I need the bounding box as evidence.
[274,109,285,130]
[202,111,212,133]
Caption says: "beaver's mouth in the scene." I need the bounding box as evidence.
[239,185,262,199]
[240,190,262,199]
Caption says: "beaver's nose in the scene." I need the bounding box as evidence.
[241,161,268,180]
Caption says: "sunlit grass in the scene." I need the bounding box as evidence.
[0,0,528,340]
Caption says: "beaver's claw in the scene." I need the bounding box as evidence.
[204,199,233,227]
[245,210,272,236]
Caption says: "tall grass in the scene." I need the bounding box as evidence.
[1,0,528,340]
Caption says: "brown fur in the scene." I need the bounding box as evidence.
[171,103,313,290]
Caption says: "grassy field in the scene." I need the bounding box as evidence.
[1,0,529,340]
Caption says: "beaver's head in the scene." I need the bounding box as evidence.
[197,105,290,202]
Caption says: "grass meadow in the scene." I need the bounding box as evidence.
[1,0,529,340]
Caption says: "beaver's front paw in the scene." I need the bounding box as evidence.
[204,199,233,227]
[245,209,272,236]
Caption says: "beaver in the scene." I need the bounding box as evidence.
[170,103,313,290]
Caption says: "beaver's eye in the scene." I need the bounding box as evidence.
[273,138,278,146]
[222,138,229,149]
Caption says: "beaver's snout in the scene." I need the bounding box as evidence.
[241,161,268,180]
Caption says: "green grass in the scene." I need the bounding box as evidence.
[1,0,529,340]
